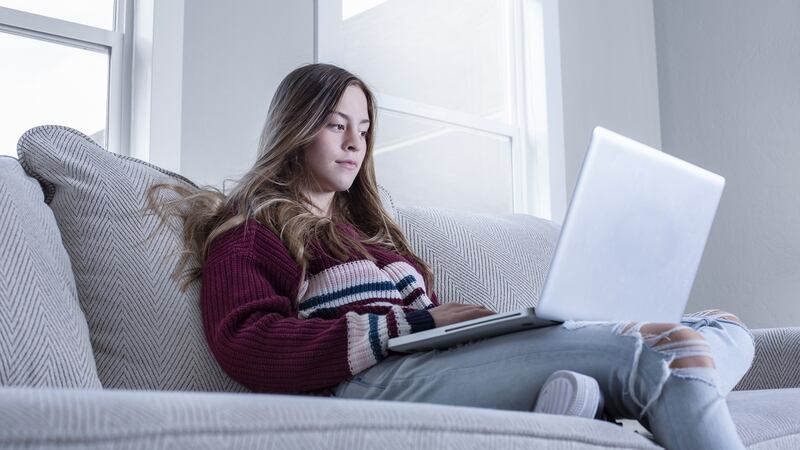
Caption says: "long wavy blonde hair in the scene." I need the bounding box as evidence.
[143,62,435,300]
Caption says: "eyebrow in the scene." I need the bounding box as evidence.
[330,111,370,124]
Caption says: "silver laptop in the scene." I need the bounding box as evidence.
[388,126,725,353]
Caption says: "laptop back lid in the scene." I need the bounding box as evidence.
[534,126,725,323]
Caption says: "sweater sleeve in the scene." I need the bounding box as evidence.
[201,252,437,394]
[429,290,441,306]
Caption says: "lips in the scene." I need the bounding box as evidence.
[336,161,357,169]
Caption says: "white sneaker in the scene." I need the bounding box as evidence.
[533,370,605,419]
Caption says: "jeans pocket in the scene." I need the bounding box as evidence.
[346,372,390,390]
[334,374,386,398]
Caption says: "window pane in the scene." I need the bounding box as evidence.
[0,0,115,30]
[374,110,514,214]
[340,0,512,123]
[0,32,108,157]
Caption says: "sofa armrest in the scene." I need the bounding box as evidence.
[0,386,658,449]
[734,327,800,391]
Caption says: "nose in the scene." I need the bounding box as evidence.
[344,127,364,152]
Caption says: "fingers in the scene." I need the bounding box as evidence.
[459,303,493,310]
[459,305,496,320]
[429,303,497,328]
[467,304,495,314]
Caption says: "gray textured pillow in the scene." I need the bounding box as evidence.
[0,156,102,389]
[16,125,398,392]
[16,125,247,392]
[395,206,561,312]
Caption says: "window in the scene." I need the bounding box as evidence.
[0,0,132,157]
[316,0,565,219]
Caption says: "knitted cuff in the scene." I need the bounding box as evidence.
[404,308,437,334]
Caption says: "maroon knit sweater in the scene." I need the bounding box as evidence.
[201,218,440,397]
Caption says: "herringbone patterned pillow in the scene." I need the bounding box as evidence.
[16,125,248,392]
[16,125,398,392]
[0,156,102,389]
[394,206,561,312]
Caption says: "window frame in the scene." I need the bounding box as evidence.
[314,0,567,221]
[0,1,133,155]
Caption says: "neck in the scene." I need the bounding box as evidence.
[303,190,335,218]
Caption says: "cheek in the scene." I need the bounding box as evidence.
[305,138,335,163]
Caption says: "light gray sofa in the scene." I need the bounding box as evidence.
[1,125,798,449]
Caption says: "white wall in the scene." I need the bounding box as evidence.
[555,0,800,328]
[169,1,797,328]
[557,0,662,206]
[129,0,184,173]
[175,0,663,211]
[653,0,800,328]
[179,0,315,190]
[175,0,664,212]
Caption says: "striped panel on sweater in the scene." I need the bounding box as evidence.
[297,260,436,317]
[296,259,435,373]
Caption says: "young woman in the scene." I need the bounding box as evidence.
[146,63,755,450]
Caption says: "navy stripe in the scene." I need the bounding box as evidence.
[368,314,383,362]
[395,275,417,292]
[300,281,398,309]
[300,275,422,310]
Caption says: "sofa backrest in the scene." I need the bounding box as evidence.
[0,156,102,389]
[15,124,561,392]
[394,206,561,311]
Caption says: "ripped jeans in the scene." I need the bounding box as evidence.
[333,309,756,450]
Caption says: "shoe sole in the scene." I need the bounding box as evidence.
[533,370,604,419]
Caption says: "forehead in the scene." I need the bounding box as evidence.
[331,85,368,113]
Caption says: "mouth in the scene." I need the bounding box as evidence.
[336,161,358,169]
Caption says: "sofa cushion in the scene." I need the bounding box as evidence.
[727,388,800,448]
[16,125,248,392]
[16,125,397,392]
[395,206,561,311]
[0,156,101,389]
[0,386,662,449]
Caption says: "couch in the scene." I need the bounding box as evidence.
[0,125,798,449]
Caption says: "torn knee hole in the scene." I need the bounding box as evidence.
[638,324,717,369]
[721,315,743,326]
[618,321,639,335]
[639,323,695,345]
[696,308,744,326]
[668,355,715,369]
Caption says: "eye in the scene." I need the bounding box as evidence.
[360,131,368,137]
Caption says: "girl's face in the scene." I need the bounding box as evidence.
[303,84,370,195]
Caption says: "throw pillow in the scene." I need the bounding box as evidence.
[17,125,246,391]
[16,125,397,391]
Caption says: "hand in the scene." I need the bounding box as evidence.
[428,303,497,328]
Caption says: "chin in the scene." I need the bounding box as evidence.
[333,180,357,192]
